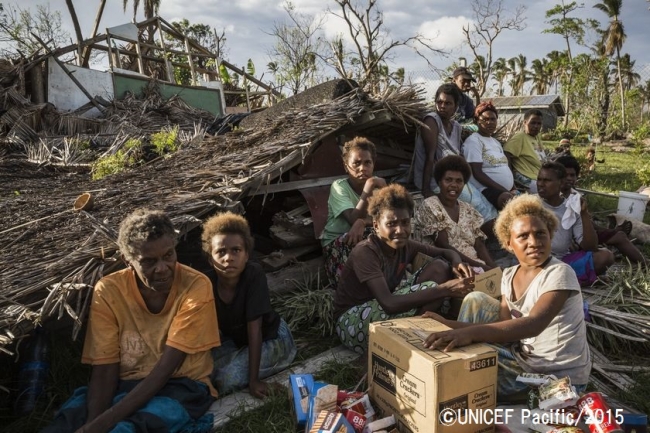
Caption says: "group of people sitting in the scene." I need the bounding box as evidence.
[44,210,296,432]
[41,79,645,431]
[322,83,646,403]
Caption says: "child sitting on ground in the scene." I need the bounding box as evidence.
[201,212,296,399]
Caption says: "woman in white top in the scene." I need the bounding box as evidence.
[413,84,498,228]
[463,101,517,210]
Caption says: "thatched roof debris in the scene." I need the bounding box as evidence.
[0,85,429,355]
[239,79,359,131]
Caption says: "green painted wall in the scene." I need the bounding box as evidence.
[113,73,223,117]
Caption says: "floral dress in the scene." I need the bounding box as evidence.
[413,196,486,264]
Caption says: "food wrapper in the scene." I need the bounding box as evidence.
[342,394,375,421]
[343,408,367,433]
[516,372,558,386]
[306,382,339,431]
[337,391,366,408]
[538,376,579,410]
[309,410,354,433]
[361,415,396,433]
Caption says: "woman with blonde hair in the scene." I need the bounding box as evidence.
[422,194,590,403]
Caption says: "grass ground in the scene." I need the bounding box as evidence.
[2,141,649,432]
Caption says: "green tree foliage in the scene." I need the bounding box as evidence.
[639,80,650,122]
[491,57,509,96]
[0,3,69,57]
[544,1,598,126]
[594,0,627,128]
[612,53,640,91]
[531,58,552,95]
[507,54,528,96]
[268,1,325,96]
[164,19,227,85]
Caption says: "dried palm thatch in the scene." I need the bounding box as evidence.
[584,265,650,356]
[0,82,217,145]
[582,264,650,396]
[0,85,428,355]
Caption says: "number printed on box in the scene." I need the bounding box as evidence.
[469,356,497,372]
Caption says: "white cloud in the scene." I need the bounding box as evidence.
[418,16,472,51]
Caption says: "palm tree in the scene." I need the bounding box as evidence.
[491,57,509,96]
[469,55,487,95]
[594,0,627,127]
[508,55,529,96]
[611,53,640,91]
[531,58,551,95]
[123,0,161,21]
[546,50,567,94]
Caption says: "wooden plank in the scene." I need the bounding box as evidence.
[260,244,321,272]
[375,145,413,161]
[266,256,326,295]
[248,168,405,196]
[269,225,318,249]
[207,345,359,429]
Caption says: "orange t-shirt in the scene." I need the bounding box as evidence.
[82,263,220,396]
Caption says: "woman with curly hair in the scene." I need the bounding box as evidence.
[413,83,498,229]
[44,209,220,433]
[463,101,518,210]
[321,136,386,287]
[413,155,496,271]
[201,212,296,399]
[333,184,474,353]
[422,194,591,403]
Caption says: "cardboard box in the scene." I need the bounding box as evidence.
[411,252,434,272]
[411,254,503,299]
[473,267,502,298]
[368,318,497,433]
[290,374,314,429]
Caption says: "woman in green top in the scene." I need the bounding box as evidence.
[321,137,386,288]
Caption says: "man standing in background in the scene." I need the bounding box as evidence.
[452,67,479,124]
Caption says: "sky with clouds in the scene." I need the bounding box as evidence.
[12,0,650,95]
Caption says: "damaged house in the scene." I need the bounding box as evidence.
[0,16,427,353]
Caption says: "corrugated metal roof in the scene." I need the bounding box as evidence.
[487,95,565,116]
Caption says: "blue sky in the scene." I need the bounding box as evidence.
[14,0,650,95]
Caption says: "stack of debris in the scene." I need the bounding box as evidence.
[0,73,429,355]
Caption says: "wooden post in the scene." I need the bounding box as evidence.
[135,41,145,75]
[156,19,174,82]
[184,37,197,84]
[106,34,115,69]
[29,61,46,104]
